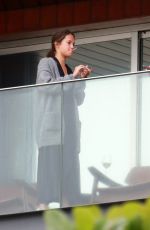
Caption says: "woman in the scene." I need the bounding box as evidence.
[36,29,91,210]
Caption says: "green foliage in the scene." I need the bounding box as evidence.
[44,199,150,230]
[72,205,102,230]
[44,209,74,230]
[125,215,143,230]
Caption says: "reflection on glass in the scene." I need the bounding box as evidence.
[101,154,112,171]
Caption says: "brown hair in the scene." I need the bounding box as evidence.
[47,29,75,57]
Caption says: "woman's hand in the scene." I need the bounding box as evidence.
[73,65,92,78]
[80,65,92,78]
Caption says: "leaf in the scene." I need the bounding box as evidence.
[125,215,143,230]
[94,219,106,230]
[140,199,150,230]
[44,209,74,230]
[107,201,144,221]
[106,205,123,220]
[103,218,127,230]
[122,202,144,220]
[72,205,102,230]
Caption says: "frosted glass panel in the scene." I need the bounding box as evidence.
[0,84,62,215]
[140,72,150,165]
[62,76,137,207]
[0,72,150,215]
[79,77,136,191]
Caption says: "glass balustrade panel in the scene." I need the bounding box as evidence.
[0,83,62,215]
[1,72,150,215]
[62,74,137,206]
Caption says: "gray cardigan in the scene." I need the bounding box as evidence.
[36,57,85,150]
[36,57,74,84]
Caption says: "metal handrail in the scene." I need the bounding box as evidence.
[0,70,149,92]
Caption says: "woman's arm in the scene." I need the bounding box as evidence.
[36,58,74,84]
[36,58,63,95]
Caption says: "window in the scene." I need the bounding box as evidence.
[68,39,131,77]
[138,31,150,166]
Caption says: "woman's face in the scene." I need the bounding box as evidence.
[55,34,75,58]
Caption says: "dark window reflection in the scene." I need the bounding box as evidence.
[0,52,40,88]
[140,35,150,70]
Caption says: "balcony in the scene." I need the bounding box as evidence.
[0,70,150,215]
